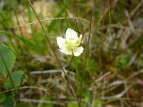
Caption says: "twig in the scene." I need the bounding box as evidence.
[8,17,89,29]
[96,72,111,83]
[100,24,143,33]
[30,70,75,75]
[20,99,78,104]
[130,0,143,18]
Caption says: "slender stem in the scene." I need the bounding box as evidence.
[27,3,34,34]
[67,54,74,102]
[69,54,74,69]
[80,0,94,105]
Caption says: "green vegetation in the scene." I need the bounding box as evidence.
[0,0,143,106]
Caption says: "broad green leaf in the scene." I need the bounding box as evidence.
[0,94,6,103]
[0,45,16,75]
[4,70,27,89]
[0,96,15,107]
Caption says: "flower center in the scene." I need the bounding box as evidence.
[65,41,68,44]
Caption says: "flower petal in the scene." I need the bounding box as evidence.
[57,37,66,49]
[59,48,72,55]
[65,28,78,40]
[79,34,82,39]
[73,46,84,56]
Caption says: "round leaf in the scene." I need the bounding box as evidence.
[0,45,16,75]
[4,70,27,89]
[0,94,6,103]
[0,96,15,107]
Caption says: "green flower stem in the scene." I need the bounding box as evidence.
[69,52,74,69]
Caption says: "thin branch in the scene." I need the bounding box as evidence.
[20,99,78,104]
[8,17,89,29]
[100,24,143,33]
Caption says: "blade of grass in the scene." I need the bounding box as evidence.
[80,0,94,105]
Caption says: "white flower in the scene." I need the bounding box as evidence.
[57,28,84,56]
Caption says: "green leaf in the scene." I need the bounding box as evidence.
[0,94,6,103]
[0,96,15,107]
[4,70,27,89]
[0,45,16,75]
